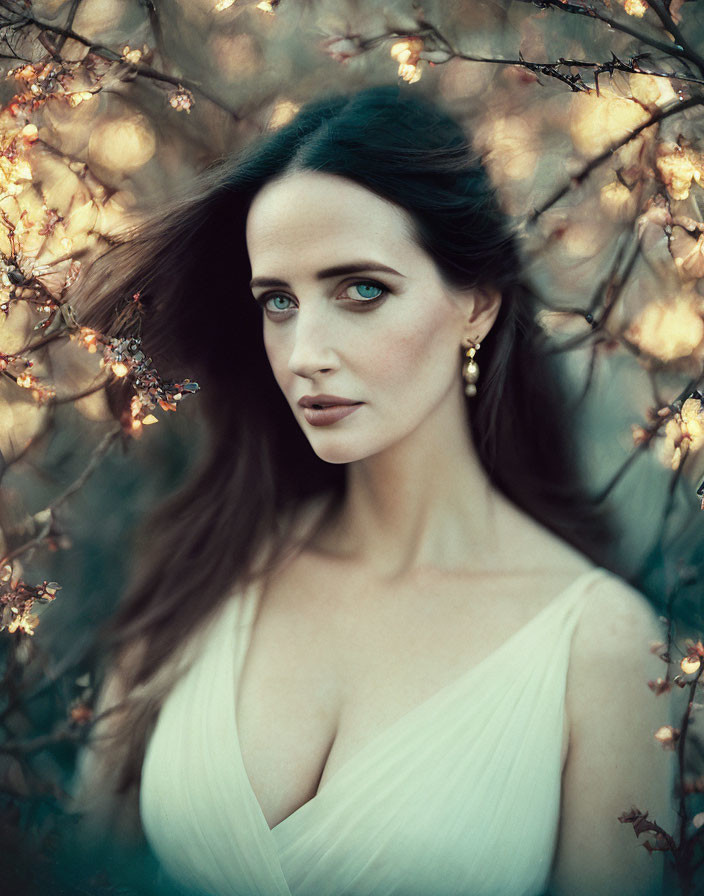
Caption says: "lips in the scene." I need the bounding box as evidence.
[298,394,361,409]
[302,403,363,426]
[309,401,359,410]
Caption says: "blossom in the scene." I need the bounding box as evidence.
[624,0,648,16]
[654,725,680,749]
[69,700,93,725]
[656,141,704,202]
[320,36,363,63]
[671,226,704,279]
[681,656,701,675]
[625,296,704,362]
[169,87,194,113]
[600,181,638,221]
[121,46,143,65]
[660,395,704,470]
[6,611,39,635]
[570,89,651,158]
[390,39,424,83]
[648,677,672,695]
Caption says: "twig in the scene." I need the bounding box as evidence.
[360,21,704,89]
[1,726,87,755]
[528,95,704,223]
[48,378,110,405]
[677,663,704,877]
[0,426,122,568]
[52,0,82,56]
[540,229,642,358]
[646,0,704,76]
[634,445,690,584]
[0,0,243,120]
[591,377,703,505]
[450,52,704,90]
[0,410,54,486]
[509,0,691,63]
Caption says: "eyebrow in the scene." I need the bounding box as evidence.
[249,262,405,290]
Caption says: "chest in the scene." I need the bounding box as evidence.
[235,557,582,831]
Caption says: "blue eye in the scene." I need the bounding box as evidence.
[266,295,292,312]
[353,282,384,300]
[255,279,388,319]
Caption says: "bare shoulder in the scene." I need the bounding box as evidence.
[549,569,677,896]
[566,569,668,738]
[569,571,664,682]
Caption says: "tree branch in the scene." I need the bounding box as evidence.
[0,426,122,569]
[592,376,703,504]
[528,94,704,223]
[509,0,691,63]
[646,0,704,77]
[0,0,243,120]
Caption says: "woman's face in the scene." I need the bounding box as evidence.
[245,170,484,465]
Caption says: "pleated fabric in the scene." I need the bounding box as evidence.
[140,566,609,896]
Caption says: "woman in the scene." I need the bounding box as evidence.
[69,84,675,895]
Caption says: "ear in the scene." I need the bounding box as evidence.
[462,286,501,341]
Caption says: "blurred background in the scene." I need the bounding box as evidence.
[1,0,703,892]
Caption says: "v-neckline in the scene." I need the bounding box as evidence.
[231,565,606,835]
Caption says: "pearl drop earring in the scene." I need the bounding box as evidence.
[460,335,481,398]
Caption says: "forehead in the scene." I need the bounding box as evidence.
[245,171,417,270]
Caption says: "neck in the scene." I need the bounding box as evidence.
[316,386,515,581]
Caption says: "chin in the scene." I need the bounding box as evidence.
[305,434,382,466]
[308,445,364,465]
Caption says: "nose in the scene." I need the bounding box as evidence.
[287,307,339,379]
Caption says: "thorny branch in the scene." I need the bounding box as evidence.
[510,0,704,70]
[351,24,704,89]
[528,95,704,223]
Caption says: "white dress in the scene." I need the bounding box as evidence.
[139,565,609,896]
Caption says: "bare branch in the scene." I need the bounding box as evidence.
[508,0,692,63]
[528,95,704,223]
[646,0,704,77]
[592,376,704,504]
[0,0,243,120]
[0,426,122,568]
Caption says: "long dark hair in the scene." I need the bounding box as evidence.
[71,83,621,812]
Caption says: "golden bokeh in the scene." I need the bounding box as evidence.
[570,89,652,158]
[72,0,131,40]
[624,0,648,17]
[209,32,262,79]
[628,73,677,107]
[268,101,300,131]
[88,114,157,173]
[626,294,704,361]
[683,656,703,675]
[474,112,538,187]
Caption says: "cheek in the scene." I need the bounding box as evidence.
[378,316,458,391]
[368,337,416,384]
[345,321,421,390]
